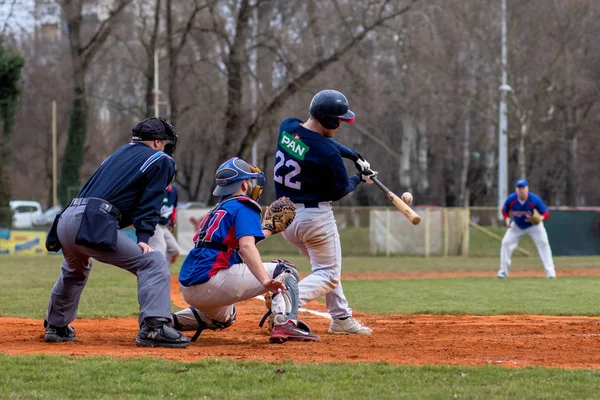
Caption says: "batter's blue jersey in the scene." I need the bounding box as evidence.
[502,192,550,229]
[158,186,178,225]
[179,197,265,287]
[78,142,176,243]
[273,118,361,204]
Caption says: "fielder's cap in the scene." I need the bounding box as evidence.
[515,179,529,187]
[213,157,265,197]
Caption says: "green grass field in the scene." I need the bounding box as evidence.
[2,254,600,398]
[3,355,600,400]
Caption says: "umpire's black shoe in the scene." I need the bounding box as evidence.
[136,317,191,348]
[44,321,76,343]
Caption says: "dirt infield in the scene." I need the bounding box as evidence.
[2,270,600,368]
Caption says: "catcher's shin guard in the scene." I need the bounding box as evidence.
[172,306,236,342]
[260,259,310,332]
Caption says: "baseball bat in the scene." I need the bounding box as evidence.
[370,176,421,225]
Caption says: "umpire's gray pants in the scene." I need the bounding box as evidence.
[45,205,172,327]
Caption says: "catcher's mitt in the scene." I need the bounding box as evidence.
[262,197,296,234]
[528,209,541,225]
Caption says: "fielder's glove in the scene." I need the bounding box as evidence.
[262,197,296,234]
[527,209,541,225]
[354,152,371,173]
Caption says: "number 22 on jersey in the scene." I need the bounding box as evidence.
[274,150,302,190]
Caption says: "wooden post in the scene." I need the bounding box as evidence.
[424,208,431,257]
[462,208,470,256]
[443,208,449,256]
[385,208,391,257]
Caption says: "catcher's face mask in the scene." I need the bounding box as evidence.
[158,117,178,156]
[213,157,265,200]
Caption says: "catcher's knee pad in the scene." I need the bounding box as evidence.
[272,259,299,281]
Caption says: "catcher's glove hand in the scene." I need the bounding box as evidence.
[527,209,541,225]
[262,197,296,234]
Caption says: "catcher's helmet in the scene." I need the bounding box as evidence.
[309,89,355,129]
[213,157,266,201]
[132,117,178,156]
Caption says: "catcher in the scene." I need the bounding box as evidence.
[172,157,319,343]
[497,179,556,279]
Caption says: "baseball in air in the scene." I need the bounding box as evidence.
[401,192,413,205]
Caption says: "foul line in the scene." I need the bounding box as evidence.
[254,295,332,320]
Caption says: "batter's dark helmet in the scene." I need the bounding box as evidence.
[132,117,178,156]
[309,89,355,129]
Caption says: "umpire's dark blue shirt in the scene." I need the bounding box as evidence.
[274,118,361,204]
[78,142,176,244]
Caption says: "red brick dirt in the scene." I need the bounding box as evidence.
[2,270,600,368]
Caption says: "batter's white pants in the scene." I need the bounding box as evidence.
[282,202,351,319]
[148,223,180,264]
[498,222,556,278]
[176,262,286,328]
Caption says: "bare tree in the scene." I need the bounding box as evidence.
[58,0,133,205]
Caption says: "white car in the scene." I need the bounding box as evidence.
[33,205,63,226]
[9,200,43,229]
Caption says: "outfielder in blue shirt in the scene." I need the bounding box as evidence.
[498,179,556,279]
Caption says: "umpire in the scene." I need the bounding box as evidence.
[43,117,190,348]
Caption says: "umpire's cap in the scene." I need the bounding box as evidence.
[213,157,266,197]
[132,117,178,155]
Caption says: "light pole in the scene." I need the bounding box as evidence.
[498,0,511,219]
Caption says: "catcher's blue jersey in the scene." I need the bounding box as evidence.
[274,118,361,204]
[178,197,264,287]
[502,192,549,229]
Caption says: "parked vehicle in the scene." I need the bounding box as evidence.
[9,200,43,229]
[33,205,63,226]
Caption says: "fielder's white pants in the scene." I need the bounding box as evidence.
[282,202,351,319]
[148,223,180,263]
[177,262,285,328]
[498,223,556,278]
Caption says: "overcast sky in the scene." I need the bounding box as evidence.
[1,0,35,36]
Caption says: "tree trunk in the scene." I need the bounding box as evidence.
[0,136,12,227]
[58,0,132,205]
[215,0,252,165]
[400,112,415,191]
[517,121,527,179]
[459,111,471,207]
[566,134,579,206]
[166,0,178,124]
[59,96,87,205]
[416,118,429,199]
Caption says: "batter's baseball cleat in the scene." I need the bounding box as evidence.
[497,271,508,279]
[136,317,191,348]
[44,322,76,343]
[270,321,320,343]
[328,317,373,335]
